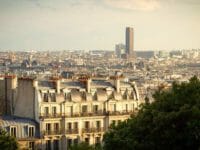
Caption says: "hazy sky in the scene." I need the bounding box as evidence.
[0,0,200,51]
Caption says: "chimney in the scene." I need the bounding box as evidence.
[114,77,120,93]
[12,76,17,89]
[56,79,60,94]
[4,75,17,115]
[33,80,38,88]
[86,78,91,93]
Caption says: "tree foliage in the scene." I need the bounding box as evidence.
[103,76,200,150]
[69,142,102,150]
[0,128,18,150]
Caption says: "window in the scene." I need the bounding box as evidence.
[50,93,56,102]
[66,106,73,116]
[93,105,98,113]
[53,140,59,150]
[74,138,78,145]
[74,122,78,133]
[82,105,88,113]
[110,104,116,112]
[46,140,51,150]
[46,123,51,135]
[74,122,78,129]
[85,138,90,144]
[96,121,101,129]
[114,104,116,111]
[85,121,90,129]
[132,104,134,111]
[52,107,57,116]
[125,104,128,112]
[28,126,35,137]
[10,126,17,137]
[95,137,101,144]
[111,120,116,126]
[54,123,59,134]
[67,123,72,130]
[64,93,67,100]
[44,107,49,116]
[44,93,48,102]
[71,122,78,133]
[29,141,35,150]
[67,139,72,148]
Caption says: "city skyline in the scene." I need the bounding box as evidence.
[0,0,200,51]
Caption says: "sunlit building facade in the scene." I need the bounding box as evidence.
[0,75,143,150]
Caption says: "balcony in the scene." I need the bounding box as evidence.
[82,128,93,133]
[65,128,79,134]
[42,130,62,136]
[107,110,134,116]
[39,113,62,119]
[82,127,105,133]
[64,110,106,118]
[93,127,105,133]
[80,111,105,117]
[39,110,134,119]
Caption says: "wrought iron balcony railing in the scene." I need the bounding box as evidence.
[82,127,105,133]
[42,130,62,136]
[39,113,62,119]
[39,110,134,119]
[107,110,134,116]
[65,128,79,134]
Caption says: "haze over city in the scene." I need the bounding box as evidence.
[0,0,200,50]
[1,1,200,150]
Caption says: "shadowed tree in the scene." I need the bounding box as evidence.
[103,76,200,150]
[69,142,102,150]
[0,128,19,150]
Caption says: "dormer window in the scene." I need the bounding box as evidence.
[10,126,17,137]
[44,93,48,102]
[64,93,67,100]
[50,93,56,102]
[28,126,35,137]
[82,105,88,113]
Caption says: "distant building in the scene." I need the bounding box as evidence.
[126,27,134,58]
[61,71,74,78]
[135,51,155,59]
[170,50,182,57]
[157,51,169,58]
[115,44,125,58]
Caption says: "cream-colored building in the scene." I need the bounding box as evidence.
[0,75,143,150]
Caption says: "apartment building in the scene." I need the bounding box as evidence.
[0,74,143,150]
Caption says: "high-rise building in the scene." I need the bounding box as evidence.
[125,27,134,57]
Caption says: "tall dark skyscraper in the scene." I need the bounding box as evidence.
[125,27,134,57]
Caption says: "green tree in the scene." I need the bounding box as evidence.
[69,142,102,150]
[103,76,200,150]
[0,128,19,150]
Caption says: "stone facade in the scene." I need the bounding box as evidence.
[0,75,144,150]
